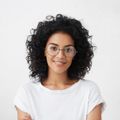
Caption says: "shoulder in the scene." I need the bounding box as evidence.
[78,79,102,96]
[80,80,105,114]
[80,79,100,90]
[18,80,39,93]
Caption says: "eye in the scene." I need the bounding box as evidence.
[65,47,73,53]
[49,46,58,51]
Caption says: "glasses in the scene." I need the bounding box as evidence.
[45,44,77,57]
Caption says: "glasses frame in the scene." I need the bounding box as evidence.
[45,44,77,57]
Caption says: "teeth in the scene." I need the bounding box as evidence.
[56,61,64,63]
[54,61,65,64]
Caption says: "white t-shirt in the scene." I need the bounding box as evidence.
[14,79,105,120]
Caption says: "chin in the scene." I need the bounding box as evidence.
[49,66,68,75]
[48,61,71,74]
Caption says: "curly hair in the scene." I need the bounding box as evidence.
[26,14,95,83]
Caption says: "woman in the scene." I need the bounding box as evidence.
[14,14,105,120]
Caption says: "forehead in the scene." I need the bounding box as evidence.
[46,32,74,46]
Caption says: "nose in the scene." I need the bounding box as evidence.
[56,49,66,58]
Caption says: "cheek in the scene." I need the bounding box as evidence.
[68,60,73,68]
[45,55,53,66]
[67,57,73,64]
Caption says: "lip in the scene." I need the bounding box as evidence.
[53,60,66,64]
[54,62,66,67]
[54,60,66,63]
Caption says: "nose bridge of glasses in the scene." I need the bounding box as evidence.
[57,48,66,56]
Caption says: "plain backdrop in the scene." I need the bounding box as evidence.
[0,0,120,119]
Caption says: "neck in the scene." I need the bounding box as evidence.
[44,70,69,85]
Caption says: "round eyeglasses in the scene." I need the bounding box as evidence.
[45,44,77,57]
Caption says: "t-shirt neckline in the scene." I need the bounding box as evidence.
[38,79,81,94]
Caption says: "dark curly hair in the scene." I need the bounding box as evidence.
[26,14,95,83]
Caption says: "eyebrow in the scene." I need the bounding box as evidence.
[48,43,74,47]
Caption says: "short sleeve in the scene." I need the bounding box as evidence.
[87,82,105,114]
[13,85,30,114]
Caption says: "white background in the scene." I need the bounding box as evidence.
[0,0,120,119]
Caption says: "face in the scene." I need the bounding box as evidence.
[44,32,76,75]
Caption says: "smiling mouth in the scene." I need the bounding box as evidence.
[53,61,66,64]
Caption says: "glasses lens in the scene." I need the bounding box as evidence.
[64,46,76,57]
[47,45,58,56]
[46,44,77,57]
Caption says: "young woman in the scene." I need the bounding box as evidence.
[14,14,105,120]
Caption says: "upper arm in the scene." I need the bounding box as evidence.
[87,104,102,120]
[15,106,32,120]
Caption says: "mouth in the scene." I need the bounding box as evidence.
[53,60,66,65]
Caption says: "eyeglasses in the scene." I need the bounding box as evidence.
[45,44,77,57]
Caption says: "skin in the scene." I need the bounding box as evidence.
[16,32,102,120]
[15,106,32,120]
[87,104,102,120]
[44,32,77,88]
